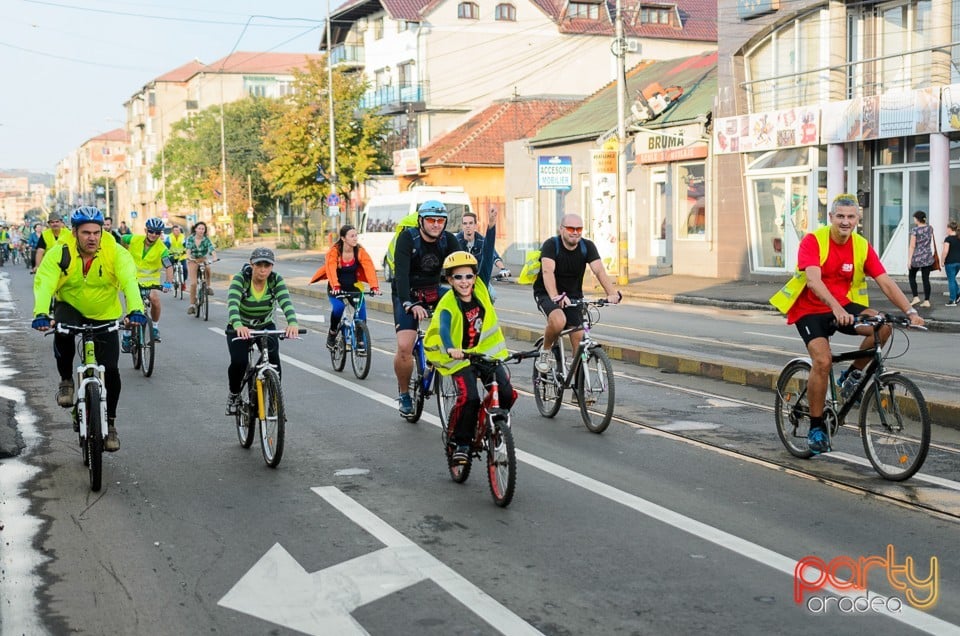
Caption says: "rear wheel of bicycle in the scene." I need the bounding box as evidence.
[578,347,615,433]
[486,416,516,507]
[532,337,563,418]
[330,330,347,372]
[236,387,256,449]
[774,360,815,459]
[258,369,285,468]
[86,383,104,492]
[859,374,931,481]
[351,322,372,379]
[131,327,142,370]
[142,319,155,378]
[436,373,459,430]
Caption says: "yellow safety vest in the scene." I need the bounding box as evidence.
[769,226,869,314]
[126,235,167,286]
[41,227,74,249]
[168,233,186,260]
[384,212,420,274]
[424,279,508,375]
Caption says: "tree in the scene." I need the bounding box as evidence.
[158,97,279,219]
[261,58,389,210]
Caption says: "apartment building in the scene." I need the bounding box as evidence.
[322,0,717,167]
[0,174,48,224]
[715,0,960,277]
[120,52,322,230]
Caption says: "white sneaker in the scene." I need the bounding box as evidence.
[921,300,931,308]
[535,350,555,374]
[910,297,921,306]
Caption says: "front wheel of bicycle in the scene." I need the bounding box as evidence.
[236,389,255,449]
[86,383,104,492]
[774,359,815,459]
[532,338,563,418]
[142,319,155,378]
[330,331,347,372]
[201,285,210,321]
[859,374,930,481]
[578,347,615,434]
[130,327,142,370]
[351,321,372,379]
[405,367,426,423]
[258,369,285,468]
[486,416,516,507]
[436,373,458,430]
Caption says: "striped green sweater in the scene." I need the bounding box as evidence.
[226,269,298,330]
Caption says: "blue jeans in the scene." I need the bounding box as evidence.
[946,262,960,302]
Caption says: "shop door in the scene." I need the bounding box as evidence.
[747,173,809,271]
[651,171,669,266]
[874,168,929,275]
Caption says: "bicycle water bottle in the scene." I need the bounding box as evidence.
[839,368,864,402]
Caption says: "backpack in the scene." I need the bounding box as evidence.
[517,236,587,284]
[406,226,448,258]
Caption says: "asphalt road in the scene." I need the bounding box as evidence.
[2,263,960,635]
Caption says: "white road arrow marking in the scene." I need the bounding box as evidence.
[218,487,543,636]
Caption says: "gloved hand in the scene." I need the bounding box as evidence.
[32,314,51,330]
[127,311,148,325]
[497,268,512,279]
[162,282,172,292]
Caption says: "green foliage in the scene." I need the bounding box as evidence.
[261,58,390,208]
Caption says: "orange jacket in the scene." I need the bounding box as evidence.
[310,243,379,290]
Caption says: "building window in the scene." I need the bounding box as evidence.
[495,3,516,20]
[568,2,599,19]
[677,162,706,238]
[458,2,479,19]
[744,8,826,113]
[398,62,414,88]
[373,16,384,39]
[397,19,417,32]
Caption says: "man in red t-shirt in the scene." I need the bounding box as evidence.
[785,194,923,453]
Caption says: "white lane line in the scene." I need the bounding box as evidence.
[224,330,957,633]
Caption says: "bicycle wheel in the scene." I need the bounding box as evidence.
[173,268,182,300]
[440,402,471,484]
[436,373,459,430]
[532,339,563,418]
[86,383,104,492]
[141,319,155,378]
[405,367,425,423]
[130,327,142,370]
[258,369,285,468]
[351,321,372,379]
[859,374,931,481]
[236,385,256,449]
[486,416,516,507]
[330,330,346,372]
[774,359,815,459]
[578,347,615,434]
[201,285,210,321]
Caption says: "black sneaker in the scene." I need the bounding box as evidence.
[326,333,337,350]
[225,393,240,416]
[451,445,471,465]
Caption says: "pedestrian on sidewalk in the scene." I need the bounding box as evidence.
[907,210,937,308]
[943,220,960,307]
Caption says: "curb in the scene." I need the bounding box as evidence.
[211,272,960,427]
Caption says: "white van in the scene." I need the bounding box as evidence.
[358,186,472,277]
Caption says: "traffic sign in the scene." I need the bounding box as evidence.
[246,206,254,219]
[326,193,341,206]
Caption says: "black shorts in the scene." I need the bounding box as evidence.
[794,303,868,345]
[534,293,583,329]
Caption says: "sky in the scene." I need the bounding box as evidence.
[1,0,328,174]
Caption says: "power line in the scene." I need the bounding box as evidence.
[23,0,323,27]
[0,39,149,71]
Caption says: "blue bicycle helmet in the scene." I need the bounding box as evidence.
[70,206,104,228]
[417,200,448,218]
[145,217,165,233]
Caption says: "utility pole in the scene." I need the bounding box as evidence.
[248,174,253,241]
[614,0,629,285]
[219,74,229,228]
[326,0,338,223]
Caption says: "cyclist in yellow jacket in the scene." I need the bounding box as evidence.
[32,212,74,273]
[769,194,923,454]
[424,244,515,466]
[31,206,147,452]
[120,217,174,344]
[167,224,188,291]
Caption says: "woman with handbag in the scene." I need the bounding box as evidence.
[907,210,936,308]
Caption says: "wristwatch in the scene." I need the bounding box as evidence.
[906,308,919,315]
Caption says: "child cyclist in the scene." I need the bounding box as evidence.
[425,243,516,466]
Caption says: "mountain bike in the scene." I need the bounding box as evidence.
[439,352,526,507]
[129,286,159,377]
[403,307,438,423]
[194,258,218,322]
[775,313,930,481]
[172,257,185,300]
[329,289,373,379]
[53,320,120,492]
[232,328,306,468]
[532,298,617,433]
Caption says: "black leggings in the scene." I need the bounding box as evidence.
[909,266,932,300]
[53,303,122,419]
[226,323,281,393]
[448,364,515,445]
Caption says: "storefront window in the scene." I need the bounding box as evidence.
[677,162,706,238]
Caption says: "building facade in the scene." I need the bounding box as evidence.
[716,0,960,277]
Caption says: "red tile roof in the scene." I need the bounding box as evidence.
[204,51,324,74]
[420,98,582,166]
[154,60,206,83]
[89,128,130,143]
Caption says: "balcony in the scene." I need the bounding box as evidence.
[330,43,364,70]
[360,84,424,114]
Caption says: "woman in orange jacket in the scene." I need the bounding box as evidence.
[310,224,380,348]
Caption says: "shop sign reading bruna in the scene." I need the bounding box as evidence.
[634,124,707,163]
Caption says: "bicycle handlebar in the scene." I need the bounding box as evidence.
[231,328,308,342]
[845,312,928,331]
[53,321,122,336]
